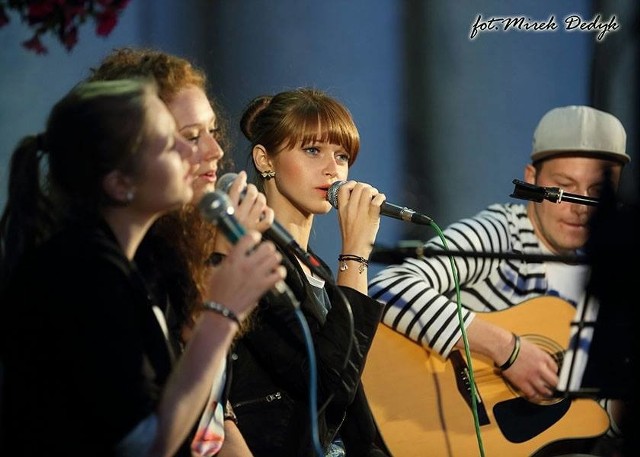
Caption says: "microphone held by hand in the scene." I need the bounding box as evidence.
[199,190,300,307]
[327,180,433,226]
[199,190,246,243]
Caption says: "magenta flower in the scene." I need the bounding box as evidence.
[1,0,131,54]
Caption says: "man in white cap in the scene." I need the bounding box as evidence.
[368,105,628,455]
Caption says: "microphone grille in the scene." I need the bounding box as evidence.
[327,180,345,209]
[215,172,239,194]
[198,190,234,224]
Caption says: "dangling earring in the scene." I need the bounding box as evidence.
[260,170,276,180]
[126,190,135,203]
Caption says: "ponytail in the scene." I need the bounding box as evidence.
[0,134,57,285]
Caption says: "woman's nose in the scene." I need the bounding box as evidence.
[202,134,224,161]
[324,157,339,177]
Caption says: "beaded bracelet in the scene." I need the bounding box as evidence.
[497,333,521,371]
[203,301,241,326]
[338,254,369,274]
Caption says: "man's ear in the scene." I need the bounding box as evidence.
[103,170,135,204]
[252,144,273,173]
[524,163,537,185]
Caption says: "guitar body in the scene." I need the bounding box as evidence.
[362,297,609,456]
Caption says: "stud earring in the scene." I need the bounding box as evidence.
[260,170,276,180]
[126,190,135,202]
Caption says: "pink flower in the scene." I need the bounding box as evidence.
[1,0,132,54]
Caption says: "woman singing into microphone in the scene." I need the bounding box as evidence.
[227,88,390,457]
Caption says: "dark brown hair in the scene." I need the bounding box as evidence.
[0,79,155,284]
[240,88,360,189]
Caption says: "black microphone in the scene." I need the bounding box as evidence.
[510,179,599,207]
[216,173,333,283]
[327,180,433,226]
[198,190,300,307]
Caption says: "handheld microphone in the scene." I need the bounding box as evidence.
[199,190,247,244]
[327,180,433,226]
[198,190,300,307]
[216,173,333,283]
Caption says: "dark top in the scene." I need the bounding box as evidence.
[229,247,389,457]
[0,220,178,456]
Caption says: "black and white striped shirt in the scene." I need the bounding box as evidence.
[368,203,588,358]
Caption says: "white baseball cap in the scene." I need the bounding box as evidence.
[531,105,629,164]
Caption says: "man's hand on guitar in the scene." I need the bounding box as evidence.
[500,337,559,401]
[462,316,560,402]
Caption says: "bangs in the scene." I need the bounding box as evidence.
[281,102,360,165]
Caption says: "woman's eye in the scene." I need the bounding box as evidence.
[181,129,200,144]
[336,153,350,163]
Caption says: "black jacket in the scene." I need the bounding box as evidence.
[0,220,176,455]
[229,247,389,456]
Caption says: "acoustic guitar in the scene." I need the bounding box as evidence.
[362,296,609,456]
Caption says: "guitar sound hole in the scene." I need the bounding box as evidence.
[504,334,564,405]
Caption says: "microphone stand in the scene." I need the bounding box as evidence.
[510,179,599,207]
[369,243,588,265]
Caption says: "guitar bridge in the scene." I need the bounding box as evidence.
[450,350,490,425]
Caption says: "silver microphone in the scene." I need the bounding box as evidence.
[327,180,433,225]
[198,190,299,307]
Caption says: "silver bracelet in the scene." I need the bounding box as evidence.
[202,301,241,326]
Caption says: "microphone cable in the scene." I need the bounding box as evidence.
[429,221,486,457]
[384,219,486,457]
[327,179,485,453]
[293,305,325,457]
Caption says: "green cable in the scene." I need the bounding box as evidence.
[431,221,486,457]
